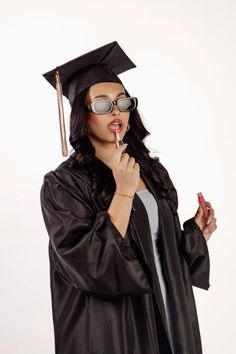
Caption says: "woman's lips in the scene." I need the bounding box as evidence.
[108,124,123,133]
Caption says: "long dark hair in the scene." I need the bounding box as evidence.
[68,87,174,210]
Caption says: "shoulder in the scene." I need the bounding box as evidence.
[154,159,171,177]
[41,155,92,195]
[40,156,97,215]
[155,160,175,187]
[154,159,179,210]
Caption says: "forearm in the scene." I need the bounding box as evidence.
[107,192,134,238]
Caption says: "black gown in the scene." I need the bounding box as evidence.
[40,155,210,354]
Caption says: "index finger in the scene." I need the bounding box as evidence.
[205,201,215,219]
[113,143,128,165]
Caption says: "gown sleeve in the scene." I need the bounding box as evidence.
[40,171,153,297]
[157,161,210,290]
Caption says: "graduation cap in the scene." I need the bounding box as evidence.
[43,41,136,157]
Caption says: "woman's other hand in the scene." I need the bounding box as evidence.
[194,201,217,241]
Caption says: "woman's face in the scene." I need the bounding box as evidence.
[85,82,130,146]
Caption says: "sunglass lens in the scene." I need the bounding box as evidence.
[93,100,112,114]
[118,98,137,111]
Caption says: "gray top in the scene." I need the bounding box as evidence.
[136,188,176,353]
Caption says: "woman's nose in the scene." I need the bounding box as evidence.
[111,102,120,115]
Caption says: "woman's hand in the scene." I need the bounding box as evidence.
[112,143,140,196]
[194,201,217,241]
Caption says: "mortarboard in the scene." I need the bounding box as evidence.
[43,41,136,157]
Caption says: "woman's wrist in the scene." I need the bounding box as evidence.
[114,191,135,199]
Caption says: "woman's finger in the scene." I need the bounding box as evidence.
[113,144,128,165]
[120,152,130,166]
[205,223,217,234]
[205,202,213,210]
[127,156,136,169]
[205,205,215,224]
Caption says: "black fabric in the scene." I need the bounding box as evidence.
[43,41,135,105]
[40,156,210,354]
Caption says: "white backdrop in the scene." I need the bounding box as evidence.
[1,0,235,353]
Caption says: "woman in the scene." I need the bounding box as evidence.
[40,41,217,354]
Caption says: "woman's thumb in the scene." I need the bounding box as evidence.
[195,205,204,220]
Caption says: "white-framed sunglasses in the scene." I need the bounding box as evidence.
[85,97,138,115]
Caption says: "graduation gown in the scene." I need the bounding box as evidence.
[40,156,210,354]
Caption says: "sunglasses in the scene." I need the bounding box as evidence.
[85,97,138,115]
